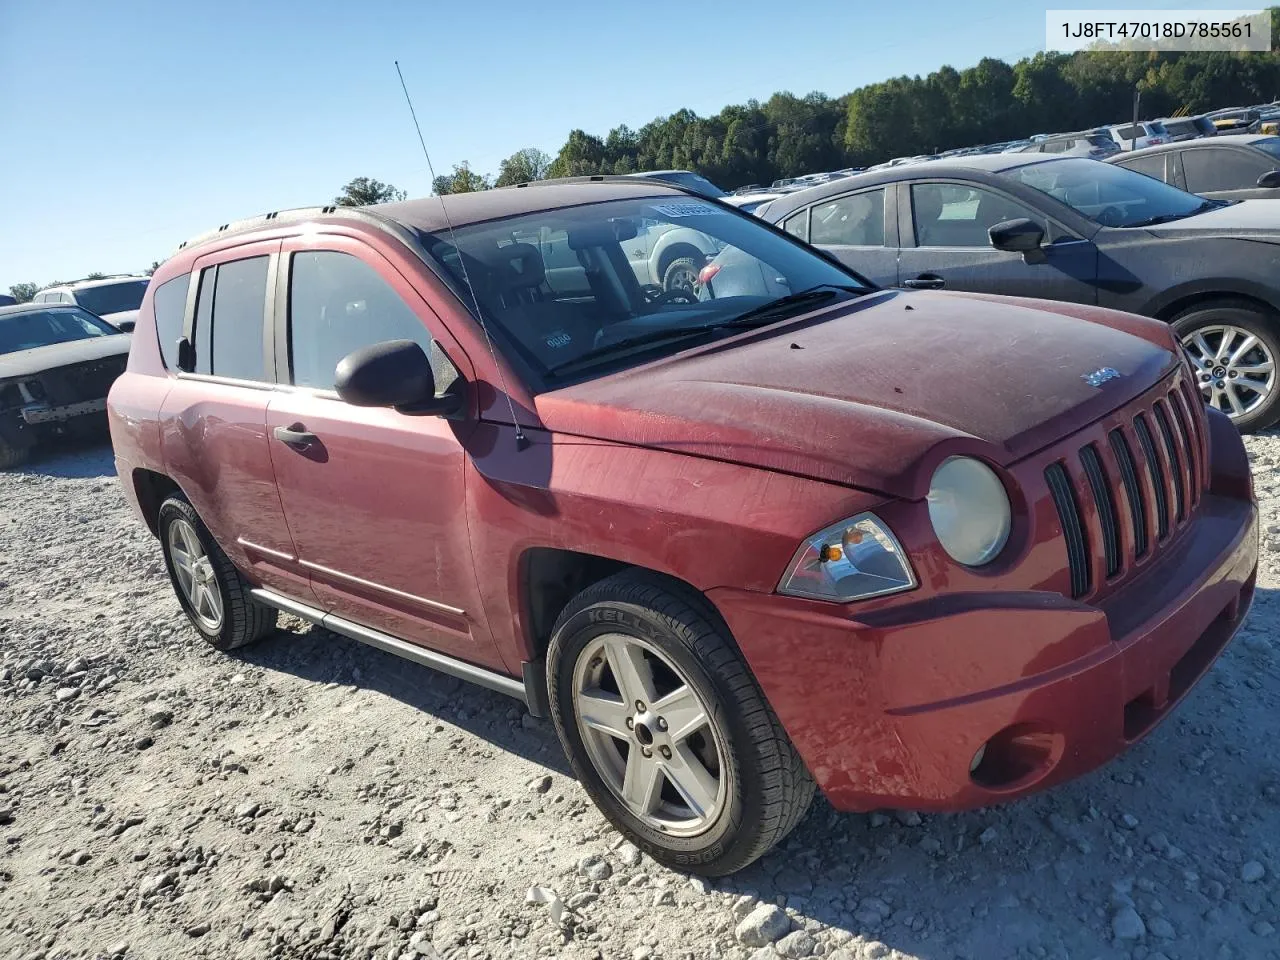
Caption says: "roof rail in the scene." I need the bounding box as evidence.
[175,204,388,254]
[511,174,703,196]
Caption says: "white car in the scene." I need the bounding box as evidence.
[1097,121,1171,151]
[721,191,788,215]
[30,275,150,332]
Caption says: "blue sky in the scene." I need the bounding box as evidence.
[0,0,1218,290]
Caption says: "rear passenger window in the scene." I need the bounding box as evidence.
[1183,148,1271,194]
[1120,153,1168,182]
[190,256,269,380]
[288,251,435,391]
[152,273,190,369]
[809,190,885,246]
[1116,125,1142,141]
[782,211,808,242]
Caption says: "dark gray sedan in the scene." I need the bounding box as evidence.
[720,154,1280,430]
[1109,135,1280,201]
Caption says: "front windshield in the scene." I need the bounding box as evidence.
[73,280,148,316]
[423,195,868,384]
[0,307,119,355]
[1003,157,1210,227]
[1254,137,1280,161]
[656,172,727,198]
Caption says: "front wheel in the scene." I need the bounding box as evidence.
[158,495,277,651]
[1173,301,1280,432]
[661,256,702,297]
[546,572,814,876]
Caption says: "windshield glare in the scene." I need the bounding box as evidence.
[0,307,119,355]
[1003,157,1207,227]
[73,280,148,316]
[423,195,866,383]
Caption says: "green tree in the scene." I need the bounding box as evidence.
[547,130,608,178]
[432,162,492,195]
[147,261,161,276]
[494,148,552,187]
[334,177,407,207]
[86,272,106,280]
[8,282,37,303]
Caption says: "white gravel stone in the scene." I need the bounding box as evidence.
[1241,860,1266,883]
[735,904,790,947]
[1112,906,1146,940]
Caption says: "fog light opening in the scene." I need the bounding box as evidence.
[969,722,1063,791]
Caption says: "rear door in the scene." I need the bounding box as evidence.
[158,240,315,603]
[264,235,502,669]
[896,180,1099,304]
[803,187,898,287]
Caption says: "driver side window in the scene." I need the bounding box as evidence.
[911,183,1045,248]
[288,251,452,392]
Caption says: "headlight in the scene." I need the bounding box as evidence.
[927,456,1010,566]
[778,513,916,602]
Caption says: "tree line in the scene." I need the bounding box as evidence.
[424,10,1280,195]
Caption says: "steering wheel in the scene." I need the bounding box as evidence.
[642,284,699,306]
[1095,205,1126,227]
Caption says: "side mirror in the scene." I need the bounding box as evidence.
[989,218,1047,264]
[335,339,464,418]
[1257,169,1280,189]
[115,319,136,333]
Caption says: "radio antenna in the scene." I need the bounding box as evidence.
[394,60,529,450]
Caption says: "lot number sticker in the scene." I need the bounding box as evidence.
[649,201,723,218]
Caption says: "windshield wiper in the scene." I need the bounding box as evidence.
[1128,199,1224,227]
[545,287,852,379]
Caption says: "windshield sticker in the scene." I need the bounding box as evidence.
[649,201,723,218]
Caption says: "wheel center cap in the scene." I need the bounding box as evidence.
[634,722,654,746]
[1213,366,1227,377]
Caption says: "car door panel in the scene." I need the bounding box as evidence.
[265,235,501,669]
[898,180,1099,304]
[157,239,317,603]
[808,187,899,287]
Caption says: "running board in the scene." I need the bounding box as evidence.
[250,588,530,707]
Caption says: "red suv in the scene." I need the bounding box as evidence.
[108,180,1257,876]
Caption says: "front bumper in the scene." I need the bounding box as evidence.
[710,429,1257,813]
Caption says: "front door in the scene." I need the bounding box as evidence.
[897,181,1099,304]
[806,187,898,287]
[264,236,501,669]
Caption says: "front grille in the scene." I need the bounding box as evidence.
[1045,379,1208,600]
[41,355,127,405]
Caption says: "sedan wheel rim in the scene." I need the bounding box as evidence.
[1181,324,1276,419]
[666,265,698,293]
[572,633,727,838]
[168,518,224,631]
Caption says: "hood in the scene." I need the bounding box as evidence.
[534,290,1178,499]
[0,334,131,381]
[1145,199,1280,240]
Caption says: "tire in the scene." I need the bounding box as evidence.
[1171,299,1280,433]
[546,571,814,876]
[0,439,28,470]
[157,494,276,651]
[661,256,702,295]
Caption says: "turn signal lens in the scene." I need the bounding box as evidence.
[779,513,917,602]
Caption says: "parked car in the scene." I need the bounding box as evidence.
[1,302,131,467]
[32,275,150,331]
[624,170,726,198]
[0,294,16,307]
[721,191,787,214]
[1014,133,1120,159]
[1204,108,1260,135]
[1097,121,1171,151]
[746,154,1280,430]
[109,178,1256,875]
[1158,116,1217,142]
[1109,135,1280,201]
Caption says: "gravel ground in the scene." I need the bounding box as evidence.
[1,436,1279,960]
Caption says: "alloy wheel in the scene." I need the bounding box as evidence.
[665,264,699,295]
[1182,324,1276,419]
[168,517,224,631]
[572,633,727,837]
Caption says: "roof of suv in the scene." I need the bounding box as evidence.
[174,178,695,256]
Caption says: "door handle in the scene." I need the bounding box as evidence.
[903,275,945,290]
[273,424,318,449]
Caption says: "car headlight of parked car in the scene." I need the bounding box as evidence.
[927,456,1011,566]
[779,513,916,602]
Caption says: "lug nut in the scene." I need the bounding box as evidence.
[1216,380,1225,388]
[635,700,646,712]
[626,717,634,729]
[641,747,652,758]
[1228,370,1239,378]
[659,746,672,760]
[656,717,668,731]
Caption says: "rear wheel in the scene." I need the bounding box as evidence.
[547,572,814,876]
[1173,301,1280,432]
[661,256,702,297]
[0,439,28,470]
[157,495,276,650]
